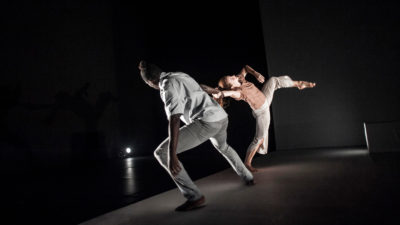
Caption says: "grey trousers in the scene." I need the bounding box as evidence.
[247,76,294,155]
[154,117,253,201]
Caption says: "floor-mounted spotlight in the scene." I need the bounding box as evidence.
[120,146,133,158]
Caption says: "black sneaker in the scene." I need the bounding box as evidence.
[245,179,255,186]
[175,196,206,212]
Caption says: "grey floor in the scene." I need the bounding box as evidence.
[80,148,400,225]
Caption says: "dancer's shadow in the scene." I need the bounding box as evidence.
[43,82,118,167]
[0,82,33,170]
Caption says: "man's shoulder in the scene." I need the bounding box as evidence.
[160,72,187,90]
[169,72,192,81]
[163,72,194,83]
[161,72,191,80]
[162,71,190,77]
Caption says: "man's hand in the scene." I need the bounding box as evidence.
[212,91,223,99]
[169,154,181,176]
[200,84,220,94]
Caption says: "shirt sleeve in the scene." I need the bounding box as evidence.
[160,79,184,118]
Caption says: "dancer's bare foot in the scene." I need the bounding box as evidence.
[245,164,258,172]
[296,81,316,90]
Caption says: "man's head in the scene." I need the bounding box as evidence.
[138,60,163,89]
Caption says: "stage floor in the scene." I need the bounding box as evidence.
[81,148,400,225]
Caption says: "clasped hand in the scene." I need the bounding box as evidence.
[212,91,223,99]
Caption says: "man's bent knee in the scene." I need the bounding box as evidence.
[216,143,229,153]
[154,148,167,161]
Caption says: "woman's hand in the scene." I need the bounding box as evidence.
[169,154,181,176]
[245,65,265,83]
[256,74,265,83]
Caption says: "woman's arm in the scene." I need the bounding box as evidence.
[244,65,265,83]
[236,65,265,83]
[213,90,241,100]
[237,67,248,78]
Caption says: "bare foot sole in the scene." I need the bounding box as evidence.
[245,164,258,172]
[297,81,316,90]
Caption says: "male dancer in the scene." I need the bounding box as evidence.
[138,60,254,211]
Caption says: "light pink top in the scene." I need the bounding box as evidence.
[232,75,266,110]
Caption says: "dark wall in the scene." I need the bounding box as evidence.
[1,1,119,170]
[114,1,269,156]
[1,0,268,171]
[259,0,400,150]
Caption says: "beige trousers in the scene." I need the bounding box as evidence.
[247,76,294,155]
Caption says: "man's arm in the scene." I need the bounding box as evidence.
[200,84,220,95]
[169,114,182,176]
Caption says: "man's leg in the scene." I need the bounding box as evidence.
[154,120,220,201]
[209,118,254,183]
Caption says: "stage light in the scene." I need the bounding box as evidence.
[119,146,133,158]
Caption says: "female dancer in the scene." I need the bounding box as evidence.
[210,65,316,172]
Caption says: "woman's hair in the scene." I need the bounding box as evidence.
[139,60,163,83]
[215,76,233,108]
[218,76,233,90]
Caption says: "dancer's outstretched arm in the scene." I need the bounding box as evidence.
[200,84,220,95]
[238,65,265,83]
[213,90,241,100]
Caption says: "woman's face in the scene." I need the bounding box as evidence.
[225,75,241,88]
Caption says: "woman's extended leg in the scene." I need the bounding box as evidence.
[294,80,316,90]
[262,75,315,106]
[262,76,295,105]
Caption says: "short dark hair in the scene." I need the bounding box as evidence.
[139,60,163,82]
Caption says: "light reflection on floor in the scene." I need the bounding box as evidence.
[123,157,136,195]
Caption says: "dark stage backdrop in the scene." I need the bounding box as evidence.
[1,0,268,171]
[1,1,119,170]
[114,1,269,157]
[259,0,400,150]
